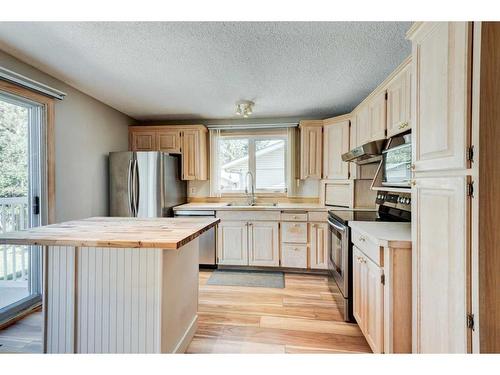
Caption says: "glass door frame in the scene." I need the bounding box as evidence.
[0,88,49,324]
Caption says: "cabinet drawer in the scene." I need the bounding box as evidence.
[281,222,308,243]
[281,212,308,221]
[281,244,308,268]
[308,211,328,222]
[351,229,382,266]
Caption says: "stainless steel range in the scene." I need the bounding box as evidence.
[327,191,411,322]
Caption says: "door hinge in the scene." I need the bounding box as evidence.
[385,92,388,100]
[467,313,475,330]
[467,181,474,198]
[348,171,351,179]
[467,145,474,163]
[381,274,385,285]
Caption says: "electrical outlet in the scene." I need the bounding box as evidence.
[190,186,196,195]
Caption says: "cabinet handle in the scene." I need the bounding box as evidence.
[294,247,300,251]
[411,164,416,170]
[398,121,409,129]
[359,236,366,242]
[411,180,416,186]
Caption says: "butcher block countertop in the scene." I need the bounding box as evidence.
[0,216,220,250]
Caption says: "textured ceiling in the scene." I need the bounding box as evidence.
[0,22,412,121]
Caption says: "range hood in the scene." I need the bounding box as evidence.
[341,139,386,165]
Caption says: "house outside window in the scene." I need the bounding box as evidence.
[215,132,288,195]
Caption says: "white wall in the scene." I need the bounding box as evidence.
[0,50,134,222]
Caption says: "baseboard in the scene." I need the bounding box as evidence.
[172,314,198,353]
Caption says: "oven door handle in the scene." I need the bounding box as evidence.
[328,218,346,232]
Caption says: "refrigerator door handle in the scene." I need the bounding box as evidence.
[128,159,134,216]
[133,159,140,216]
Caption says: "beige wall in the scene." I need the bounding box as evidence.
[0,50,134,222]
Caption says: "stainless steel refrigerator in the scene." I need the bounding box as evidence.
[109,151,187,217]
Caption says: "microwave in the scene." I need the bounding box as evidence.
[381,142,412,187]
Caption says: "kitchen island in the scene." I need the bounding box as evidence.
[0,217,219,354]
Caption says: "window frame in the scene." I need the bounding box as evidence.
[216,132,288,196]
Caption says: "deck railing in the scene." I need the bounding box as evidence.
[0,197,29,282]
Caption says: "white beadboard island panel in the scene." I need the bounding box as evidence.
[43,239,199,353]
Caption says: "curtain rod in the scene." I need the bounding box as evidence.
[0,66,67,100]
[206,122,298,130]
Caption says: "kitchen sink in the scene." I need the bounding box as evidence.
[227,201,278,207]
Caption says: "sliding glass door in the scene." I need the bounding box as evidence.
[0,91,44,322]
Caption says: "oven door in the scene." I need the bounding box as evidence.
[327,217,349,297]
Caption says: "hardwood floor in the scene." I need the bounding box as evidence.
[0,309,42,353]
[186,270,371,353]
[0,271,370,354]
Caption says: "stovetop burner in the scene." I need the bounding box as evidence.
[328,191,412,225]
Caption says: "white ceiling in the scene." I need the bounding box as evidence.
[0,22,412,121]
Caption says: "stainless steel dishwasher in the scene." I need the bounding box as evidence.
[174,210,217,267]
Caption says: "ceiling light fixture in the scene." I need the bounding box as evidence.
[235,100,254,118]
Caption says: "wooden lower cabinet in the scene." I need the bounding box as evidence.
[352,242,412,353]
[248,221,279,267]
[411,176,470,353]
[353,246,384,353]
[309,222,328,269]
[217,220,279,267]
[217,221,248,266]
[216,214,328,270]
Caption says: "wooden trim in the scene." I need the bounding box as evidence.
[478,21,500,353]
[129,124,207,132]
[0,80,56,224]
[42,245,49,353]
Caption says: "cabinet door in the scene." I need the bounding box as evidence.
[355,105,370,147]
[300,124,323,179]
[368,91,387,141]
[181,129,199,180]
[130,131,157,151]
[248,221,279,267]
[217,221,248,265]
[412,176,470,353]
[323,120,350,179]
[364,255,384,353]
[386,64,412,137]
[309,222,328,269]
[412,22,471,172]
[157,129,181,153]
[353,246,365,330]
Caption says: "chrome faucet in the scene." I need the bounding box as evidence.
[245,171,256,206]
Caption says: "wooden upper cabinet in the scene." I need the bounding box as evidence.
[409,22,472,172]
[355,105,370,147]
[128,125,208,180]
[368,90,387,141]
[386,61,412,137]
[181,129,199,180]
[130,131,156,151]
[299,120,323,179]
[323,116,350,180]
[157,129,181,153]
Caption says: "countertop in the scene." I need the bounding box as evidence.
[173,202,375,212]
[0,217,220,250]
[348,221,412,248]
